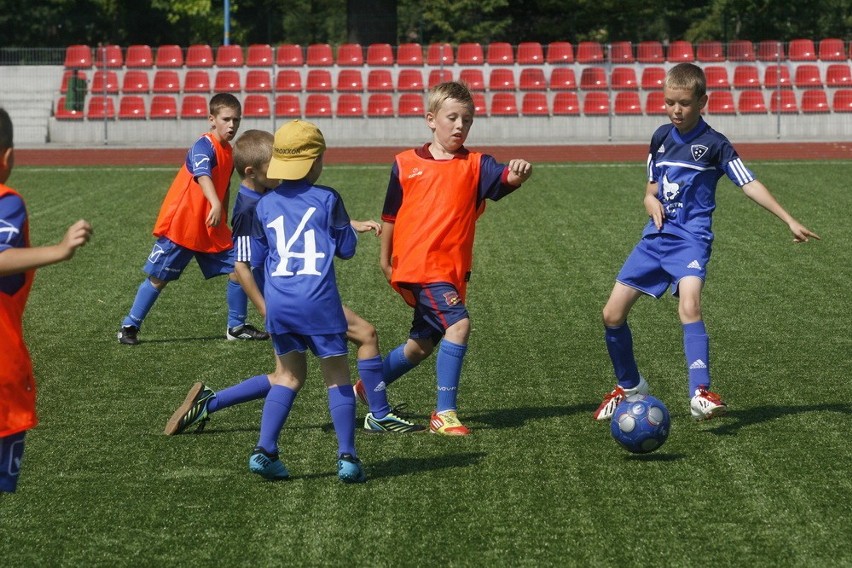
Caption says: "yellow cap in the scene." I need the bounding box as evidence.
[267,120,326,180]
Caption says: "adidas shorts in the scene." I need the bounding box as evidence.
[617,234,711,298]
[400,282,470,344]
[143,237,234,281]
[271,332,348,358]
[0,431,25,493]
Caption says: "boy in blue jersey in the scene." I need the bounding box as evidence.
[594,63,820,422]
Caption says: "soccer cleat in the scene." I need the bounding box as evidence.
[354,379,369,406]
[364,411,426,433]
[429,410,471,436]
[690,388,728,421]
[117,325,139,346]
[337,453,367,483]
[593,376,650,421]
[226,324,270,341]
[163,382,216,435]
[249,448,290,480]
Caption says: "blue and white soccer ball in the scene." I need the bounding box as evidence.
[610,394,671,454]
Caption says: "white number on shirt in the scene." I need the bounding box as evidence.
[267,207,326,276]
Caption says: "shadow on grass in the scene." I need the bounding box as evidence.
[290,452,489,481]
[705,403,852,436]
[469,403,598,430]
[130,335,225,345]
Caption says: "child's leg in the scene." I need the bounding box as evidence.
[602,283,644,388]
[121,277,166,328]
[256,352,305,454]
[436,318,470,413]
[321,355,357,457]
[207,375,271,413]
[226,273,248,329]
[677,277,711,396]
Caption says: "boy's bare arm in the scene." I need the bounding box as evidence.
[379,222,394,282]
[506,159,533,186]
[643,182,664,229]
[0,219,93,276]
[351,219,381,236]
[742,180,821,243]
[234,261,266,317]
[197,175,223,227]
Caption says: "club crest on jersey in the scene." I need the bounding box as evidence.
[691,145,709,161]
[407,168,424,179]
[443,290,461,306]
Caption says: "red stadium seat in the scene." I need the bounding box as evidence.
[186,44,214,67]
[640,67,666,90]
[516,42,544,65]
[727,40,755,62]
[609,41,634,63]
[706,91,735,114]
[243,94,271,118]
[306,69,333,92]
[644,91,667,115]
[787,38,816,61]
[94,44,123,68]
[276,44,304,66]
[552,92,580,115]
[757,40,785,62]
[521,92,549,116]
[490,93,518,116]
[397,69,424,92]
[64,45,92,68]
[149,95,178,119]
[118,96,146,119]
[826,64,852,87]
[214,69,241,91]
[86,96,115,119]
[216,44,244,67]
[472,92,487,114]
[487,42,514,65]
[549,67,577,90]
[579,66,607,90]
[336,69,364,92]
[576,41,604,63]
[696,40,724,62]
[794,64,823,88]
[304,94,332,117]
[737,90,767,114]
[459,68,485,91]
[335,94,364,117]
[152,70,180,93]
[398,93,425,117]
[246,44,274,66]
[583,92,610,115]
[91,70,119,94]
[610,67,638,90]
[704,66,730,90]
[801,89,830,113]
[60,70,87,93]
[636,41,664,63]
[764,64,792,89]
[832,89,852,112]
[488,68,515,91]
[367,93,394,117]
[55,97,84,120]
[428,69,453,88]
[336,43,364,66]
[519,68,547,91]
[426,43,454,65]
[667,40,694,62]
[457,43,484,65]
[769,89,798,113]
[245,69,272,92]
[545,41,574,64]
[306,43,333,66]
[275,69,303,92]
[366,69,393,92]
[155,44,183,67]
[183,70,211,93]
[614,91,642,115]
[125,45,153,68]
[818,38,846,61]
[396,43,424,66]
[732,65,761,88]
[367,43,394,66]
[180,95,209,119]
[275,94,302,118]
[121,70,150,93]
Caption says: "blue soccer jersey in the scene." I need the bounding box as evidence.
[232,184,263,263]
[644,118,755,243]
[250,180,357,335]
[185,135,218,181]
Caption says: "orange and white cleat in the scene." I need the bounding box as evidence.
[430,410,471,436]
[690,388,728,421]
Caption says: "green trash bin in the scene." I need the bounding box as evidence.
[65,71,87,112]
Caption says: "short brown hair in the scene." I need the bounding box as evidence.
[428,81,475,115]
[209,92,241,116]
[233,129,274,178]
[665,63,707,99]
[0,108,12,151]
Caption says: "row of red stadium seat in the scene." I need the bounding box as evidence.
[67,64,852,96]
[63,39,852,69]
[55,89,852,120]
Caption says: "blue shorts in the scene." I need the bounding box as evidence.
[400,283,470,344]
[617,234,711,298]
[271,332,348,358]
[143,237,234,281]
[0,431,25,493]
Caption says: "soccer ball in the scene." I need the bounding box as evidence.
[610,394,671,454]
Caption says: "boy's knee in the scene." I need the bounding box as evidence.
[445,318,470,344]
[405,339,433,362]
[148,276,167,291]
[602,305,625,328]
[347,321,377,349]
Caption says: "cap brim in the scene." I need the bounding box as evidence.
[266,156,315,180]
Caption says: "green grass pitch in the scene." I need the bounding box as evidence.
[1,160,850,566]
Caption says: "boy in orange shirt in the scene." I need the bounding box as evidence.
[365,82,532,435]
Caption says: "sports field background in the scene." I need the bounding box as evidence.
[0,153,850,566]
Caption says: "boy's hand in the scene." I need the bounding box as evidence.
[789,220,821,243]
[644,194,665,230]
[61,219,93,259]
[507,159,533,184]
[351,219,382,236]
[206,203,222,227]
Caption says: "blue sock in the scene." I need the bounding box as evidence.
[605,323,641,389]
[358,355,391,419]
[383,344,418,386]
[226,278,248,329]
[328,385,356,458]
[122,279,161,328]
[257,385,297,455]
[207,375,270,414]
[683,321,711,396]
[436,340,467,413]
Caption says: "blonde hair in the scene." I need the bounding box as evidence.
[427,81,475,115]
[233,129,274,178]
[665,63,707,99]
